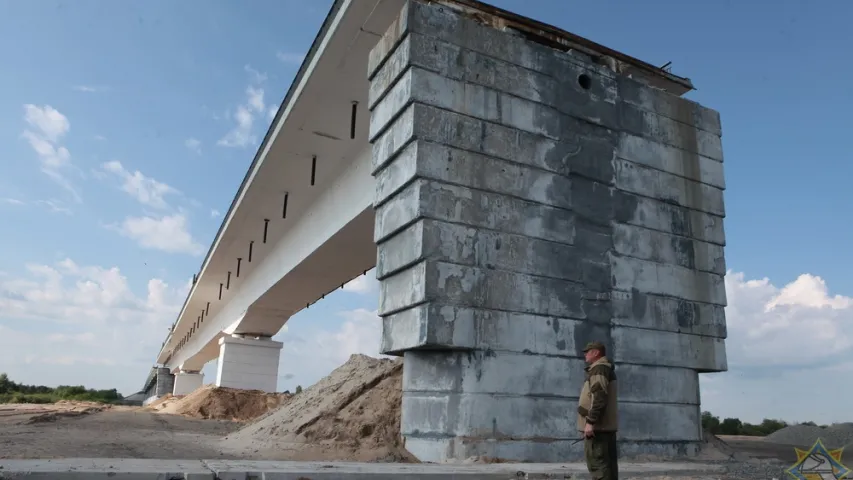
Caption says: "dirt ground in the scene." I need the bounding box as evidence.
[0,376,812,468]
[0,402,800,465]
[0,403,240,459]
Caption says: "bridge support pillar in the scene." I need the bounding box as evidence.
[173,371,204,396]
[154,367,174,398]
[368,0,727,463]
[215,335,283,392]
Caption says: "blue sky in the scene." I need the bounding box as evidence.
[0,0,851,424]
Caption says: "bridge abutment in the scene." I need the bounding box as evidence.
[367,0,727,462]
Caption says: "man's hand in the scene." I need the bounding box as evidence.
[584,423,595,438]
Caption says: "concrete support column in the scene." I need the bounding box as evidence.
[215,335,283,392]
[154,367,175,398]
[172,371,204,396]
[367,0,727,463]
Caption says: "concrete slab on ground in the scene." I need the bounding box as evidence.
[0,459,727,479]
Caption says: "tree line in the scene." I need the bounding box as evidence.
[0,373,123,404]
[702,411,825,436]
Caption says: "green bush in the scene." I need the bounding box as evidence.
[0,373,123,405]
[702,411,789,436]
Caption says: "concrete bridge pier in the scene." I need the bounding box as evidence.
[368,0,727,463]
[214,334,283,392]
[172,370,204,396]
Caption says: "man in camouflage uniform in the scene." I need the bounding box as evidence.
[577,341,619,480]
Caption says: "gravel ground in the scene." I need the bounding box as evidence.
[765,422,853,448]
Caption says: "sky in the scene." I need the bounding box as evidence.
[0,0,851,426]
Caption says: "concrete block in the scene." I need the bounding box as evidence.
[402,350,586,397]
[172,372,204,396]
[401,391,577,439]
[616,364,699,405]
[369,31,413,109]
[376,218,590,283]
[154,368,174,397]
[612,289,727,338]
[369,0,729,463]
[617,133,725,189]
[405,436,702,463]
[369,7,720,148]
[390,1,619,83]
[618,102,724,161]
[216,336,283,392]
[367,0,410,79]
[612,326,728,372]
[614,191,726,245]
[374,140,573,211]
[379,261,587,319]
[402,391,701,442]
[374,179,576,245]
[617,75,722,136]
[370,66,567,141]
[614,158,725,216]
[610,254,727,306]
[613,223,726,275]
[371,102,617,185]
[381,305,610,355]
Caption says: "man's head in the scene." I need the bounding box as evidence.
[583,341,606,364]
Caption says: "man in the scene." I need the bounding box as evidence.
[577,341,619,480]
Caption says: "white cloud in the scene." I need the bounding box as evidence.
[210,209,221,218]
[217,67,268,148]
[100,160,179,209]
[20,104,81,203]
[0,258,189,393]
[72,85,108,93]
[721,271,853,367]
[276,51,305,64]
[37,199,72,215]
[112,213,205,256]
[185,138,202,154]
[700,271,853,424]
[267,105,278,121]
[342,270,377,294]
[1,198,25,206]
[94,135,107,141]
[23,104,70,143]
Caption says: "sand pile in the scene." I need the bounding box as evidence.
[156,385,290,422]
[143,394,174,409]
[766,422,853,448]
[220,354,415,462]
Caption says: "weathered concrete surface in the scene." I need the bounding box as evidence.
[368,0,727,463]
[0,459,727,479]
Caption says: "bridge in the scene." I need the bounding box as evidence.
[143,0,729,462]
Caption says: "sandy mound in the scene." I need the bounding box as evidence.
[220,354,415,462]
[143,394,174,409]
[155,385,290,422]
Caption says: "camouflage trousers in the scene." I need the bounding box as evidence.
[584,431,619,480]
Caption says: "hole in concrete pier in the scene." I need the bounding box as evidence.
[578,73,592,90]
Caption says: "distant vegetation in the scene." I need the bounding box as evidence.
[295,385,303,394]
[702,411,825,436]
[0,373,123,404]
